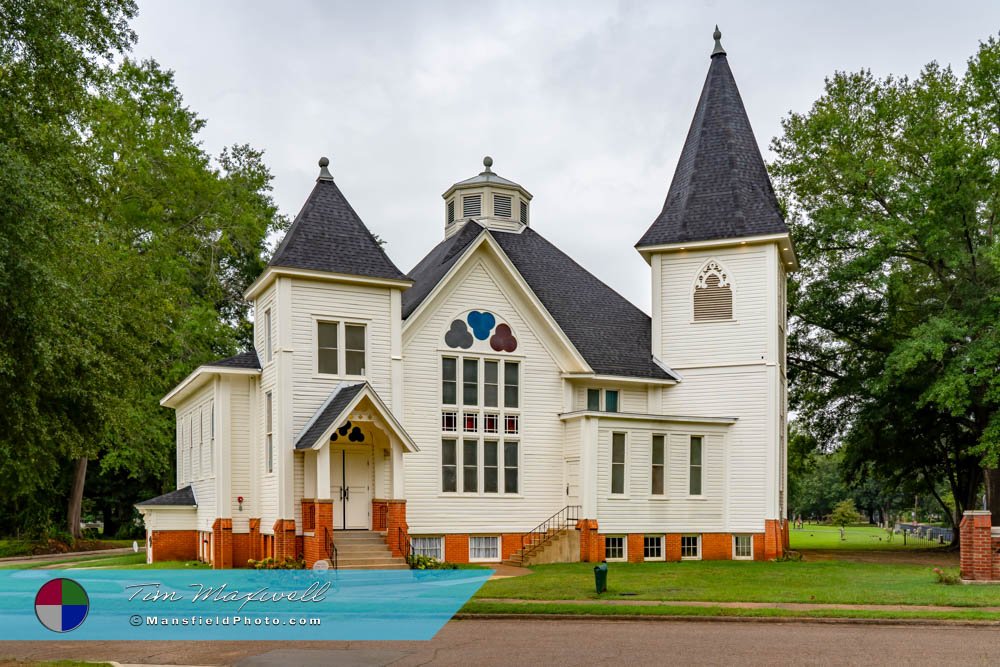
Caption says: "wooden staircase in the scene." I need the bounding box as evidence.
[331,531,408,570]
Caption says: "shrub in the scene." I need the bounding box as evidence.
[248,556,306,570]
[932,567,961,585]
[407,554,458,570]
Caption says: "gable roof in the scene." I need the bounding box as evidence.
[136,485,196,507]
[269,169,407,281]
[403,222,677,381]
[636,46,787,248]
[208,349,261,370]
[294,382,419,452]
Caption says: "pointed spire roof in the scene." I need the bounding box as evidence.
[269,157,408,281]
[636,27,787,249]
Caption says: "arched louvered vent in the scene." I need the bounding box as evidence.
[463,194,482,218]
[447,200,455,224]
[693,260,733,321]
[494,194,512,218]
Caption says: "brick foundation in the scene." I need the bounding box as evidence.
[149,530,197,562]
[573,519,781,563]
[211,518,233,569]
[302,499,334,568]
[577,519,603,562]
[763,519,787,560]
[273,519,298,561]
[372,499,388,531]
[960,511,1000,582]
[385,500,408,558]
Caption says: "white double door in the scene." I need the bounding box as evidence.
[332,447,371,530]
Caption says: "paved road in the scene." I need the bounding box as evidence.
[2,618,996,666]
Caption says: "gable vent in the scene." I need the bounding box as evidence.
[694,274,733,321]
[494,194,512,218]
[463,194,482,218]
[520,200,528,224]
[447,200,455,224]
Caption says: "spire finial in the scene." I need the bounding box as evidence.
[317,156,334,181]
[482,156,493,173]
[711,25,726,58]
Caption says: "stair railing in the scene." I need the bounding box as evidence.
[325,526,338,570]
[398,526,415,567]
[519,505,582,561]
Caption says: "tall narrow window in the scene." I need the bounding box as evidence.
[265,392,273,474]
[611,432,626,495]
[463,359,478,406]
[484,361,499,408]
[345,324,366,375]
[604,390,619,412]
[264,309,272,362]
[587,389,600,411]
[503,361,519,408]
[442,439,457,492]
[689,436,703,495]
[484,440,499,493]
[504,441,519,493]
[442,357,457,404]
[651,435,665,495]
[317,322,338,374]
[693,260,733,321]
[463,439,478,492]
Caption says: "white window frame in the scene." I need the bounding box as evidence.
[265,392,273,474]
[643,535,665,561]
[651,434,665,496]
[586,388,620,412]
[610,432,628,496]
[469,535,500,562]
[313,318,368,379]
[604,535,626,562]
[689,435,704,497]
[733,534,754,560]
[412,536,445,560]
[681,534,701,560]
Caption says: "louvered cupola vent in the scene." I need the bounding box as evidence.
[447,200,455,224]
[494,194,512,218]
[463,194,482,218]
[520,200,528,224]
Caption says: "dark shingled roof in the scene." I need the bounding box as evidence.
[269,176,408,281]
[403,223,676,380]
[636,51,787,248]
[137,486,196,507]
[207,349,261,370]
[294,383,366,450]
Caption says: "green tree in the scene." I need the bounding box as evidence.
[829,499,865,535]
[772,37,1000,526]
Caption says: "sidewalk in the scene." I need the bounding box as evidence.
[474,597,1000,613]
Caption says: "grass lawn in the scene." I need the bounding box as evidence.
[0,552,209,570]
[0,539,133,559]
[790,523,943,550]
[476,560,997,608]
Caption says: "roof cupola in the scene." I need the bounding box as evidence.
[442,156,532,238]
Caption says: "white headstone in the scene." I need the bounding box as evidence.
[132,540,139,553]
[312,559,330,571]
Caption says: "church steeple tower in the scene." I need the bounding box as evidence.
[635,26,791,261]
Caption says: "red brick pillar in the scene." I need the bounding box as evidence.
[272,519,297,561]
[385,500,408,557]
[248,518,261,562]
[576,519,600,562]
[303,500,334,568]
[960,511,993,581]
[627,534,644,562]
[211,518,233,569]
[763,519,785,560]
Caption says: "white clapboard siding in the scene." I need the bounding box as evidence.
[229,376,252,532]
[174,383,216,531]
[594,424,726,533]
[402,257,567,533]
[254,287,279,531]
[145,509,197,531]
[289,279,393,436]
[658,246,770,369]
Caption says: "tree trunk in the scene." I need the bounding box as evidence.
[986,468,1000,517]
[67,457,87,540]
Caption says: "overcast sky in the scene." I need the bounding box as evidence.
[133,1,1000,313]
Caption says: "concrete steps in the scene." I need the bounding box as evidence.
[330,531,408,570]
[504,528,580,567]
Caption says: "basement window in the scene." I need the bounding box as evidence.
[412,536,444,560]
[605,536,626,561]
[469,536,499,561]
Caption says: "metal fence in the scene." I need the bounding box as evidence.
[894,522,953,545]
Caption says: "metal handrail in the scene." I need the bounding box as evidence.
[520,505,582,559]
[325,526,338,570]
[398,526,414,567]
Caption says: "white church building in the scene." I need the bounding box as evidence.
[138,30,795,568]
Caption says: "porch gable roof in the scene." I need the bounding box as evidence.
[294,382,418,453]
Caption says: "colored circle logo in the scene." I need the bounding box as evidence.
[34,578,89,633]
